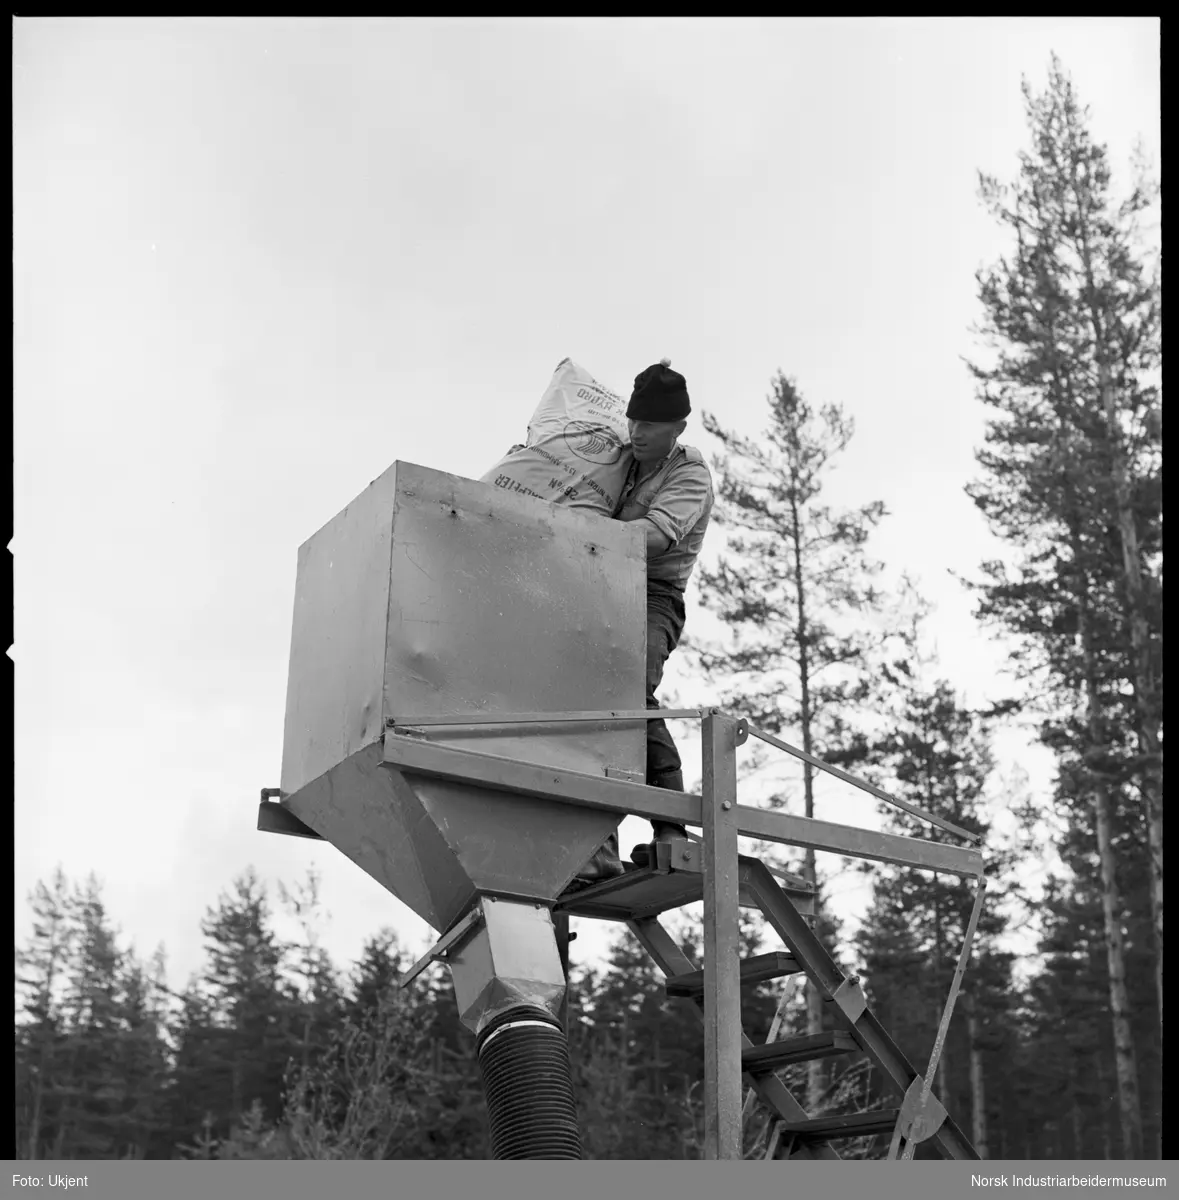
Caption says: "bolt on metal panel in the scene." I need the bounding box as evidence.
[277,461,647,933]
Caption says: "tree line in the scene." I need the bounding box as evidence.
[14,56,1159,1160]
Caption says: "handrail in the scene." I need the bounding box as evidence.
[746,725,983,845]
[390,706,983,846]
[390,708,705,726]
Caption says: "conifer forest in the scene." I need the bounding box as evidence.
[15,58,1161,1161]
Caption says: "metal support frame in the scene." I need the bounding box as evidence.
[700,711,744,1160]
[381,733,983,879]
[392,706,979,843]
[398,904,484,988]
[268,704,986,1163]
[891,875,988,1161]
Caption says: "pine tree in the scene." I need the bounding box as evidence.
[691,374,891,1109]
[1022,773,1161,1157]
[1014,869,1125,1158]
[965,55,1160,1158]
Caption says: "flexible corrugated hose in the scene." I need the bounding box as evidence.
[475,1006,583,1159]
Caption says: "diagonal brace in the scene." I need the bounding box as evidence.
[894,876,988,1160]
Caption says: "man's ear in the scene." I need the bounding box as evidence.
[676,420,688,436]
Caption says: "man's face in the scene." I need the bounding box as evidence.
[628,419,687,463]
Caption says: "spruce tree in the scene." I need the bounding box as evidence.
[16,873,173,1160]
[15,870,74,1159]
[850,604,1016,1159]
[169,871,290,1148]
[276,869,342,1077]
[56,878,128,1158]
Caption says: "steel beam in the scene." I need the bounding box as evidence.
[701,712,743,1161]
[734,806,982,878]
[382,735,984,879]
[626,915,839,1161]
[383,732,696,824]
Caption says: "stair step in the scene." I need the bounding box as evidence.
[742,1030,858,1073]
[778,1108,900,1140]
[665,952,802,998]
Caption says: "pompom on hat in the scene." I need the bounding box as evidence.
[627,357,691,422]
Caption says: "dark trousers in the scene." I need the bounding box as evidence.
[589,581,687,871]
[645,579,687,790]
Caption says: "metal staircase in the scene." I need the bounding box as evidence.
[558,836,981,1160]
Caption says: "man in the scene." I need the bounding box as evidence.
[576,358,714,881]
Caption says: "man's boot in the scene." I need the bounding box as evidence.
[570,832,626,887]
[631,770,687,865]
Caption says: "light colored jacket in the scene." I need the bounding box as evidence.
[613,444,713,591]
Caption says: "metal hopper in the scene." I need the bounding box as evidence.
[265,461,647,1157]
[275,459,646,928]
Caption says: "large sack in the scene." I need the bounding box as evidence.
[481,358,633,517]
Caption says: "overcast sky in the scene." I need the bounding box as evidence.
[14,17,1160,993]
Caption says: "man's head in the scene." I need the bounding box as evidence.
[627,358,690,463]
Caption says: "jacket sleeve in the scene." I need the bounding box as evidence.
[642,459,712,547]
